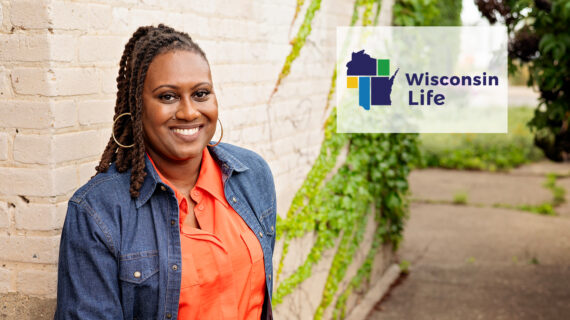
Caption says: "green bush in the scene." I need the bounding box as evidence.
[418,108,544,171]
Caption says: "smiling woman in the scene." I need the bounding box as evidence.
[143,51,218,163]
[54,24,277,320]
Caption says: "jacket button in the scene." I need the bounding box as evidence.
[160,185,167,191]
[259,231,263,238]
[231,197,237,203]
[268,274,271,280]
[271,226,274,232]
[166,313,172,319]
[172,264,178,271]
[133,271,141,278]
[171,219,175,226]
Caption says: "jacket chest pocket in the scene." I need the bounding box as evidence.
[119,251,160,320]
[119,251,159,284]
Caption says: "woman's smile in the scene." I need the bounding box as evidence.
[171,125,202,140]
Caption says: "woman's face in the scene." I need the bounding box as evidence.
[142,50,217,162]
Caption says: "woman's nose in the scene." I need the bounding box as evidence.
[175,96,200,121]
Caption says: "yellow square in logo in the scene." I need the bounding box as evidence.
[347,77,358,88]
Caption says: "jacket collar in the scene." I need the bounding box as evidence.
[135,143,248,208]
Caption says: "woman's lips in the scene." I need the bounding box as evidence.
[172,127,199,136]
[171,126,201,141]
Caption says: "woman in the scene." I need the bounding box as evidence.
[54,24,276,320]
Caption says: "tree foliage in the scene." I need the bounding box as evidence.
[476,0,570,161]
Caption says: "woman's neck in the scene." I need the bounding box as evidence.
[146,149,202,195]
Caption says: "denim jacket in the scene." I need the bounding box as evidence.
[54,143,276,320]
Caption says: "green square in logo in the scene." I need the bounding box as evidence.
[377,59,389,76]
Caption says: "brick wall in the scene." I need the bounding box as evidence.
[0,0,394,318]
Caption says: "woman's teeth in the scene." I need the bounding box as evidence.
[172,127,199,136]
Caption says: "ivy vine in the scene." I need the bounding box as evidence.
[271,0,461,318]
[273,0,322,94]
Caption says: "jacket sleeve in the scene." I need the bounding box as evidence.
[265,161,277,253]
[269,194,277,253]
[271,180,277,253]
[54,200,123,320]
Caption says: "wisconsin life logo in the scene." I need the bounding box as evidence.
[337,27,507,134]
[346,50,399,110]
[346,49,500,111]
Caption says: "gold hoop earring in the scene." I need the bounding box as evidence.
[207,118,223,147]
[112,112,135,148]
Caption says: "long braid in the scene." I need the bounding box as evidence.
[127,37,156,196]
[96,26,152,173]
[95,24,208,198]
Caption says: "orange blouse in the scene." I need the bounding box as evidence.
[148,148,266,319]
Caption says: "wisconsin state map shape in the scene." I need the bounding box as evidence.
[346,50,399,110]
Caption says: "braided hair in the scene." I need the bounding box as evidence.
[95,24,208,198]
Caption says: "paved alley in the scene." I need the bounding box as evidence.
[366,161,570,320]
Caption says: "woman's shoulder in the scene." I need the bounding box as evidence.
[69,163,131,205]
[213,143,276,207]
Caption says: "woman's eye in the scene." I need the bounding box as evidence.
[159,93,178,102]
[194,90,210,99]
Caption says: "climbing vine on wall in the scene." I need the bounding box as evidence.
[273,0,322,95]
[271,0,459,318]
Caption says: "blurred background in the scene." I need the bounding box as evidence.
[0,0,568,319]
[367,1,570,319]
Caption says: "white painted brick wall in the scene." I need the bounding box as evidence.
[53,165,79,196]
[78,36,125,63]
[0,167,54,197]
[48,35,76,62]
[0,267,11,293]
[0,132,8,161]
[15,202,66,231]
[0,1,392,318]
[9,0,51,29]
[0,101,52,129]
[13,134,52,164]
[17,269,57,296]
[0,34,52,62]
[0,201,10,229]
[79,161,98,186]
[51,2,112,30]
[0,235,60,264]
[50,68,100,96]
[77,99,114,125]
[53,130,100,163]
[100,67,118,94]
[52,100,77,128]
[11,68,53,96]
[0,66,12,97]
[0,166,76,197]
[11,68,100,96]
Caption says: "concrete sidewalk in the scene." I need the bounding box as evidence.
[366,162,570,320]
